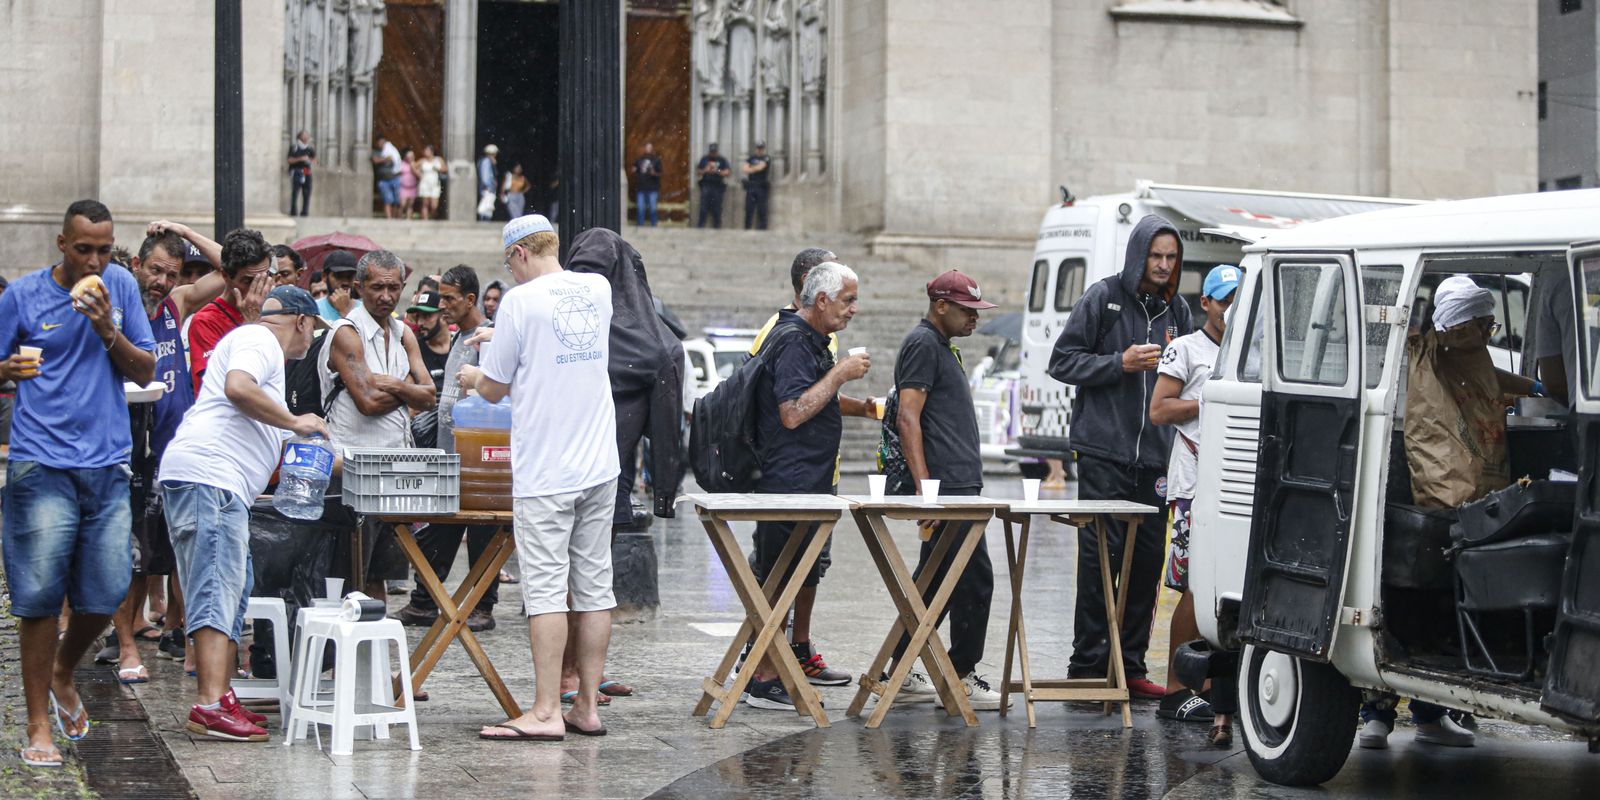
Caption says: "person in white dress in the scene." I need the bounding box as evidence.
[417,145,444,220]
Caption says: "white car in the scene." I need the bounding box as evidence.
[1185,189,1600,786]
[683,328,761,403]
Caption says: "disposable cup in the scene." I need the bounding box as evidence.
[848,347,868,357]
[1023,478,1041,503]
[873,397,886,420]
[867,474,887,501]
[920,479,941,505]
[19,345,42,361]
[325,577,345,601]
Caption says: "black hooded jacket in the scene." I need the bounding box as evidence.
[566,228,683,516]
[1046,215,1195,470]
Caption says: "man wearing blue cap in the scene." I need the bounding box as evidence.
[160,286,330,742]
[1148,264,1240,741]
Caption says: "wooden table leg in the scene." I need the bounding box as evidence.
[848,515,964,717]
[693,520,810,718]
[1000,515,1036,727]
[1097,514,1138,728]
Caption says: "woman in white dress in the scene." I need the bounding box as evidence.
[417,145,444,220]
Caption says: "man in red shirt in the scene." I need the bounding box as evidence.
[188,231,273,393]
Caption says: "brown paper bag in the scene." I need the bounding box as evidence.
[1403,325,1510,509]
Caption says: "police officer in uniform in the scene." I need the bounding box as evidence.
[743,141,771,230]
[696,143,732,229]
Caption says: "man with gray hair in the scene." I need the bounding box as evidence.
[742,260,871,710]
[322,249,436,597]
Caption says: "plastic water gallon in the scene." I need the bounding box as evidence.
[452,394,513,510]
[273,434,335,520]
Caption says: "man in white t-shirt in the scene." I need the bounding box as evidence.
[1148,264,1239,739]
[459,215,619,741]
[159,286,328,742]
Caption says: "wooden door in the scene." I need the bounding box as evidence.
[373,0,445,217]
[626,5,692,223]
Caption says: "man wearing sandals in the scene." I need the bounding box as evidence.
[459,215,618,740]
[159,285,329,741]
[0,200,157,767]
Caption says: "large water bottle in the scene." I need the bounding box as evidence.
[451,392,513,431]
[273,434,335,520]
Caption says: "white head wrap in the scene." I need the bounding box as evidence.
[1432,275,1495,331]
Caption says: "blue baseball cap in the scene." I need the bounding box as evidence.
[502,214,555,249]
[262,285,331,329]
[1203,265,1242,301]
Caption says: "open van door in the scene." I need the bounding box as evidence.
[1237,253,1363,660]
[1544,242,1600,722]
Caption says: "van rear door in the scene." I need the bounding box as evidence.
[1544,242,1600,722]
[1237,252,1364,660]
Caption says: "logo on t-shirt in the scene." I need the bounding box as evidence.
[552,296,601,351]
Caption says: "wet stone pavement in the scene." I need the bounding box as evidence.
[10,473,1600,798]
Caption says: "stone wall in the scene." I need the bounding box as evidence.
[835,0,887,233]
[1538,0,1597,189]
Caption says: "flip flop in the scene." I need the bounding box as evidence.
[117,665,149,685]
[19,746,64,768]
[478,723,563,742]
[147,612,167,628]
[497,570,518,584]
[597,680,633,697]
[134,625,163,641]
[563,719,607,737]
[48,689,89,741]
[560,690,610,706]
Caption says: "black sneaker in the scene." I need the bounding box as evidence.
[464,608,496,632]
[394,604,439,628]
[158,630,186,661]
[94,634,119,664]
[744,677,796,710]
[792,641,851,686]
[1157,688,1215,723]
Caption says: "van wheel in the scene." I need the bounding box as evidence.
[1018,461,1050,479]
[1238,644,1358,787]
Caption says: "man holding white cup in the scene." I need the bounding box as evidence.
[882,270,1003,711]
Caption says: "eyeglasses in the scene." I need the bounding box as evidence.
[502,245,521,273]
[1479,319,1502,338]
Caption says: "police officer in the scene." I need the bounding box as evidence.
[743,141,771,230]
[696,143,732,229]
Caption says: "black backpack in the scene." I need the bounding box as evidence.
[688,325,802,493]
[285,331,344,418]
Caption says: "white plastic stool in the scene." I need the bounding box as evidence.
[288,616,420,755]
[284,605,344,743]
[235,598,292,719]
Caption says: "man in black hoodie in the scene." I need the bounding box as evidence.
[1047,215,1194,699]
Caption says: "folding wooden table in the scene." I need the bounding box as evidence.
[843,495,1005,729]
[373,510,521,718]
[679,493,851,729]
[995,500,1159,728]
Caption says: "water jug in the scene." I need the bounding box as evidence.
[273,434,335,520]
[452,393,513,509]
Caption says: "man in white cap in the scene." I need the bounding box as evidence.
[459,215,619,741]
[478,145,501,221]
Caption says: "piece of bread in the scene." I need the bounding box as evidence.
[71,274,106,305]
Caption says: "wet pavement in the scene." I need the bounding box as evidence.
[17,472,1600,798]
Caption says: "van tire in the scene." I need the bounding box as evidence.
[1238,643,1358,787]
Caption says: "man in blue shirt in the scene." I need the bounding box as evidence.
[0,200,156,767]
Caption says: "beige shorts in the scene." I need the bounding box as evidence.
[512,480,618,616]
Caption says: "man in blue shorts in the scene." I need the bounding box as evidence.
[0,200,156,767]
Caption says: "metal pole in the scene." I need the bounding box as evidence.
[215,0,245,238]
[557,0,622,262]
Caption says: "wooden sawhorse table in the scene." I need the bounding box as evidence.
[844,495,1005,729]
[374,511,521,718]
[680,493,852,729]
[996,500,1159,728]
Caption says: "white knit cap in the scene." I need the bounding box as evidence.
[1432,275,1496,331]
[502,214,554,249]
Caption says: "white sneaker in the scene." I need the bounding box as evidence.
[937,673,1009,712]
[878,670,938,703]
[1358,718,1392,749]
[1415,715,1475,747]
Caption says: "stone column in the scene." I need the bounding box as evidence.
[215,0,245,237]
[444,0,479,221]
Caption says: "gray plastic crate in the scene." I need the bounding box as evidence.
[341,447,461,515]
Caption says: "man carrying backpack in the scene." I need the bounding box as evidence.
[741,261,870,711]
[1046,215,1194,700]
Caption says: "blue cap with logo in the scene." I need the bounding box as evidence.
[1203,265,1242,301]
[261,285,331,329]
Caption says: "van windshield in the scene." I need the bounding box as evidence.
[1580,255,1600,399]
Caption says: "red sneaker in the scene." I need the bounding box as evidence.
[1128,677,1166,700]
[220,689,268,727]
[187,704,268,742]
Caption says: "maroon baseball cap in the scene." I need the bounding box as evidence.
[927,270,997,310]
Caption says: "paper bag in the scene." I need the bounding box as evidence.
[1403,325,1509,509]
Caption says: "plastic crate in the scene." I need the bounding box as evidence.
[341,447,461,515]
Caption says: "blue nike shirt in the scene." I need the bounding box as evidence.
[0,262,157,469]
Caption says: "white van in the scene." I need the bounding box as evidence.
[1185,189,1600,786]
[1011,182,1419,464]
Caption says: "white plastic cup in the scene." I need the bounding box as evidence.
[18,345,42,361]
[325,577,344,601]
[1023,478,1041,503]
[920,479,941,504]
[868,474,887,501]
[848,346,868,357]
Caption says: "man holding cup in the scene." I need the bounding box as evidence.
[1046,215,1194,700]
[882,270,1003,710]
[0,200,157,767]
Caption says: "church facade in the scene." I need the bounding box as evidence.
[1,0,1536,277]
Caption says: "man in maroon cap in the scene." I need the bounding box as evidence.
[879,269,1006,711]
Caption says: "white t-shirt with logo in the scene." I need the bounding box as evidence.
[160,324,293,502]
[1158,329,1221,501]
[478,271,619,498]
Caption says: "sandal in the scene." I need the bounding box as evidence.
[118,664,150,685]
[560,690,610,706]
[134,625,163,641]
[49,689,90,741]
[1207,723,1233,748]
[598,679,634,697]
[19,745,64,768]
